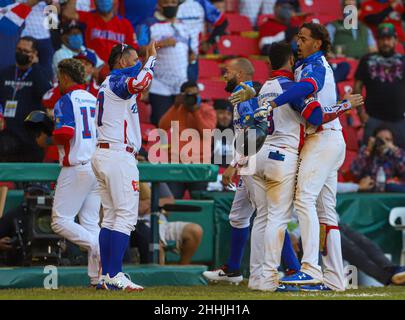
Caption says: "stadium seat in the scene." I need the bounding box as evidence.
[257,14,275,28]
[343,126,360,152]
[218,35,260,56]
[140,123,157,152]
[198,79,228,100]
[225,13,253,34]
[250,59,270,82]
[198,59,222,79]
[396,42,405,54]
[299,0,342,22]
[337,80,355,97]
[138,100,152,124]
[339,149,357,181]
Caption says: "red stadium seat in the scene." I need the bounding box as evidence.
[140,123,157,152]
[257,14,275,28]
[225,13,253,34]
[198,59,222,79]
[218,35,260,56]
[198,79,228,100]
[138,100,151,124]
[250,59,270,82]
[396,42,405,54]
[337,80,354,97]
[299,0,342,22]
[330,58,359,81]
[339,150,357,182]
[343,126,360,152]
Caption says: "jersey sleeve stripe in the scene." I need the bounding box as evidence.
[300,78,318,93]
[301,99,319,120]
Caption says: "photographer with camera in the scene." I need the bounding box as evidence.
[158,80,217,198]
[350,126,405,193]
[0,184,50,266]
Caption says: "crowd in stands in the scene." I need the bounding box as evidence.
[0,0,404,273]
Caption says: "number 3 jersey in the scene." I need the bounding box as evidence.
[53,87,97,166]
[95,56,156,152]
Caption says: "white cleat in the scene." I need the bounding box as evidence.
[105,272,144,292]
[248,276,262,291]
[203,266,243,285]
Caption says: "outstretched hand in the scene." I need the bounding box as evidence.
[229,82,256,105]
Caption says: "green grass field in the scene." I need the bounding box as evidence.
[1,283,405,300]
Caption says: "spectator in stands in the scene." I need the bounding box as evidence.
[212,99,234,169]
[360,0,405,47]
[131,182,203,265]
[258,0,302,55]
[52,22,104,80]
[339,223,405,286]
[350,126,405,192]
[137,0,198,125]
[0,0,39,72]
[354,23,405,148]
[239,0,299,26]
[0,36,51,162]
[119,0,157,29]
[63,0,138,63]
[327,0,377,59]
[337,176,376,193]
[20,0,55,81]
[177,0,228,80]
[43,49,100,116]
[290,218,405,286]
[159,80,216,198]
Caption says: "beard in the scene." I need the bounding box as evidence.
[380,47,395,57]
[225,77,238,93]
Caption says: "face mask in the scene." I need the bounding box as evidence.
[120,60,143,77]
[67,34,83,51]
[96,0,113,14]
[162,5,178,19]
[184,94,201,107]
[15,51,30,66]
[225,77,238,93]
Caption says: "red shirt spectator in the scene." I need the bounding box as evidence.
[63,0,138,63]
[360,0,405,42]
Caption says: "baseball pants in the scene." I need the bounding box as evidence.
[51,163,101,283]
[91,147,140,236]
[249,145,299,289]
[229,175,256,229]
[294,129,346,290]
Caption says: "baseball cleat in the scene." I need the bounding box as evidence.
[280,271,322,285]
[203,265,243,285]
[275,284,301,292]
[300,284,332,292]
[95,276,107,290]
[391,267,405,285]
[105,272,144,292]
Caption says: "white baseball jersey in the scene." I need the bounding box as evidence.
[96,56,155,151]
[258,76,306,154]
[294,52,342,132]
[53,88,97,166]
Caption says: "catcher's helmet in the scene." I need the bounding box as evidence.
[24,110,54,136]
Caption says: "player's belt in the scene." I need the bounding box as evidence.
[97,143,138,157]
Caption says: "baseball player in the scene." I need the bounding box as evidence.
[91,42,157,291]
[263,23,362,291]
[51,58,100,287]
[231,41,363,292]
[202,58,301,287]
[247,42,362,292]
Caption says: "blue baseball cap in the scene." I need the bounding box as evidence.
[74,49,97,67]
